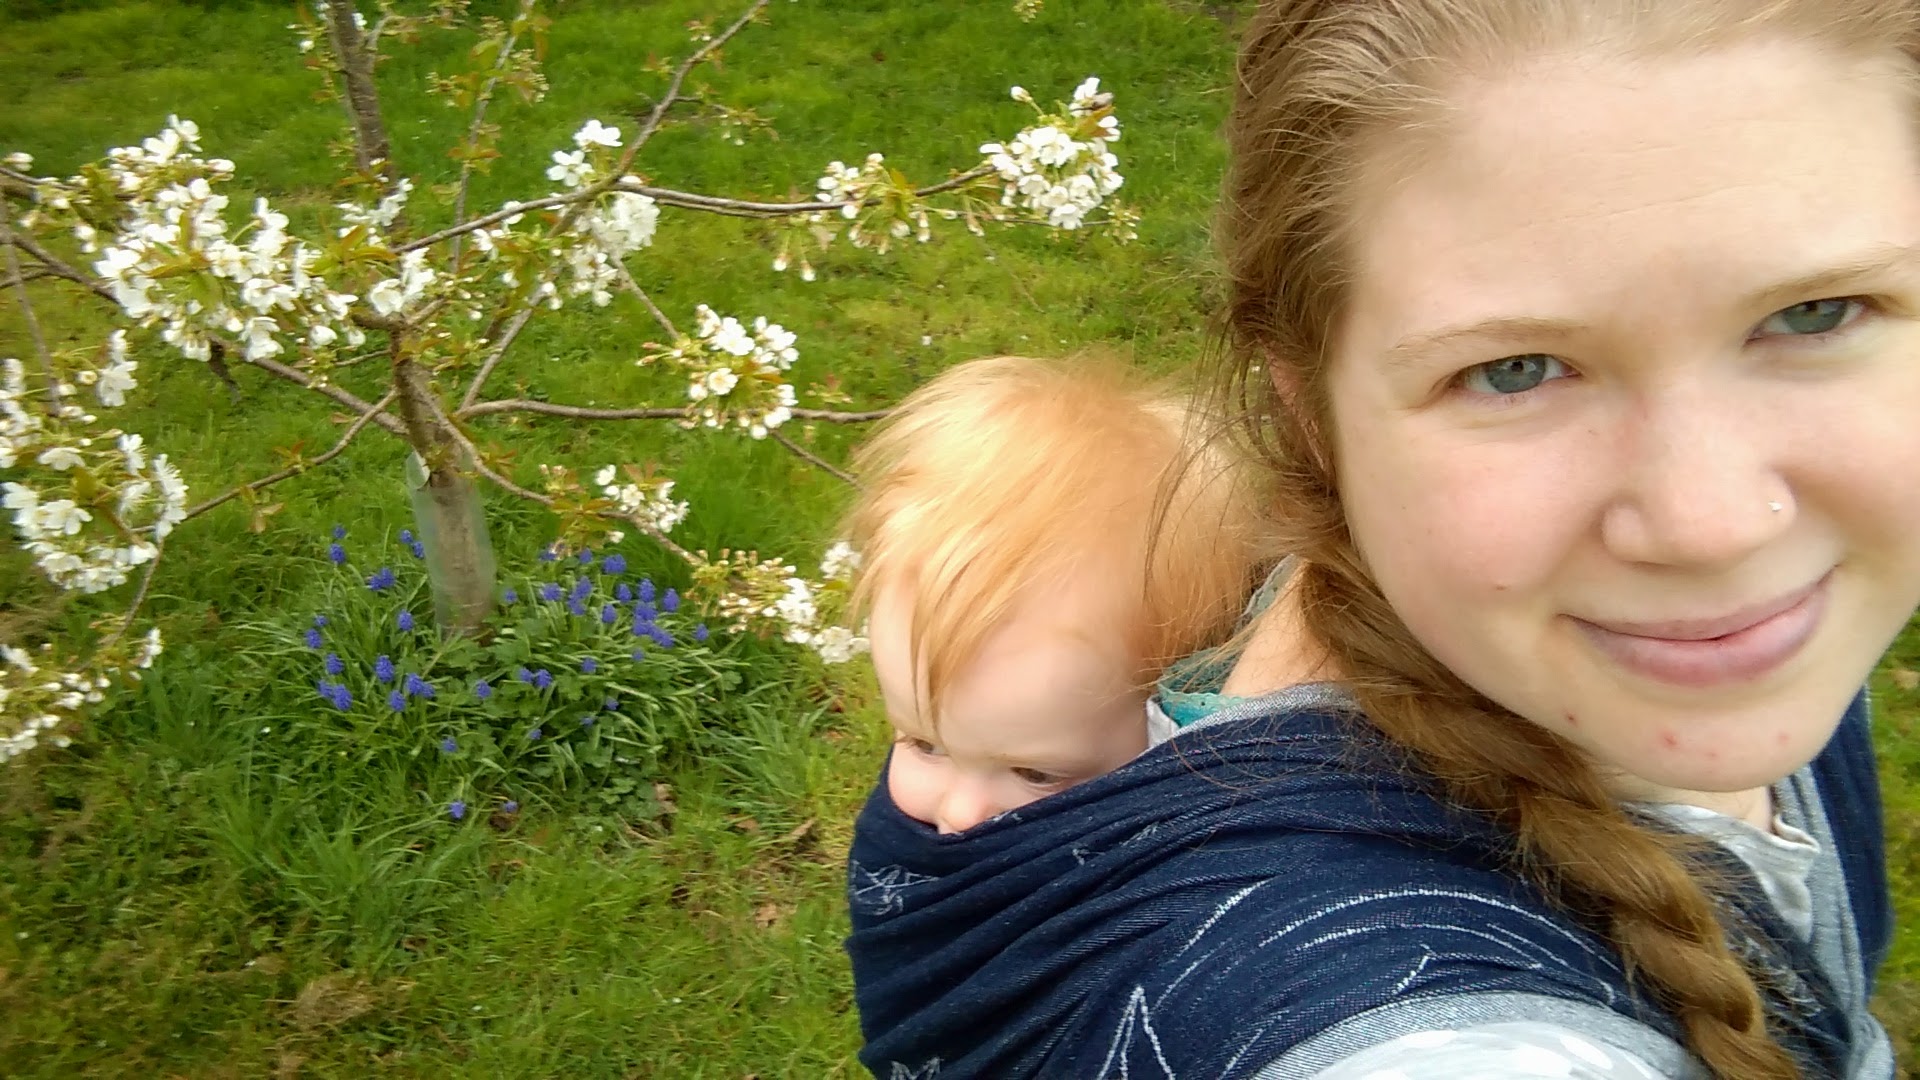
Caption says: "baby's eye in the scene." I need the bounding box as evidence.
[898,735,944,758]
[1011,767,1070,788]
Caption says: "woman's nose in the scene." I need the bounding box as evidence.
[1600,389,1791,568]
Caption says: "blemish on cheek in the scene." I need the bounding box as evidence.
[1563,712,1579,728]
[1776,732,1790,747]
[1658,731,1679,750]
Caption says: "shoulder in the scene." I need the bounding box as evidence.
[1292,1024,1687,1080]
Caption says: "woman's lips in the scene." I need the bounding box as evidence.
[1571,573,1831,688]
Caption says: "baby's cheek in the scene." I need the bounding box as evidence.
[885,752,939,826]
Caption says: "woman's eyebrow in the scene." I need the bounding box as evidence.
[1382,242,1920,370]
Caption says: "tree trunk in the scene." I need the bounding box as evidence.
[391,350,495,637]
[404,450,497,637]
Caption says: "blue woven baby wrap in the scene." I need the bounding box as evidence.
[843,693,1888,1078]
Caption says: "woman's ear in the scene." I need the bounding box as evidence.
[1263,346,1333,479]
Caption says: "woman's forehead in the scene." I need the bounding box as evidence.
[1338,41,1920,355]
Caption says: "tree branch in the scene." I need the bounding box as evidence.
[5,229,119,305]
[180,390,398,522]
[102,539,165,648]
[618,0,770,169]
[450,0,537,270]
[459,297,540,410]
[245,353,407,436]
[324,0,397,183]
[612,259,677,338]
[771,430,855,486]
[457,398,891,423]
[0,207,63,415]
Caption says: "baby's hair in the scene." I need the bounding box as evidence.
[842,353,1269,730]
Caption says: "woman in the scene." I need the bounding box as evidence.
[844,1,1913,1075]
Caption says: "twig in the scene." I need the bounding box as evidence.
[102,539,165,648]
[450,0,536,269]
[771,430,856,486]
[459,298,540,409]
[4,230,119,304]
[457,398,890,423]
[618,0,770,169]
[612,260,677,338]
[246,354,407,436]
[180,390,398,521]
[0,265,54,289]
[0,205,65,415]
[396,166,998,254]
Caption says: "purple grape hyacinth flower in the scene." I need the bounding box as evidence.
[317,679,352,711]
[304,628,324,649]
[440,736,458,754]
[577,548,594,566]
[567,598,588,618]
[313,614,328,628]
[449,800,467,821]
[530,669,553,691]
[515,666,534,683]
[631,647,646,662]
[367,566,396,591]
[580,714,595,728]
[601,553,627,575]
[637,578,656,603]
[388,688,407,711]
[604,696,619,710]
[694,623,709,643]
[328,543,347,565]
[404,673,434,699]
[324,652,345,676]
[503,587,519,604]
[502,800,519,813]
[662,588,680,613]
[374,655,396,683]
[580,657,598,675]
[474,679,493,700]
[634,602,657,622]
[397,610,415,632]
[527,727,543,741]
[332,524,347,540]
[538,547,559,563]
[570,576,592,602]
[400,528,415,546]
[615,582,633,603]
[600,603,619,625]
[537,583,562,602]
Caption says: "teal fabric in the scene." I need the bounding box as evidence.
[1153,560,1291,727]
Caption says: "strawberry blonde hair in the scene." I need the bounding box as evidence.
[1213,1,1920,1075]
[843,353,1269,729]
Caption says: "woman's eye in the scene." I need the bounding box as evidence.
[1754,297,1864,338]
[1458,353,1571,396]
[1012,767,1069,788]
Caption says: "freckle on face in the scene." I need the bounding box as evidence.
[1563,712,1579,728]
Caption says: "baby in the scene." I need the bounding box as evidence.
[840,354,1271,833]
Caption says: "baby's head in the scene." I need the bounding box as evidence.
[843,354,1267,832]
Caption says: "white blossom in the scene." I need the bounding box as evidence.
[573,119,623,149]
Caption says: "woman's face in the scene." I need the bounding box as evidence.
[1328,40,1920,805]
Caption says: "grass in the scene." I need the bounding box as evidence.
[0,0,1915,1075]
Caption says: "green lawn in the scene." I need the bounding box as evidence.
[0,0,1914,1076]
